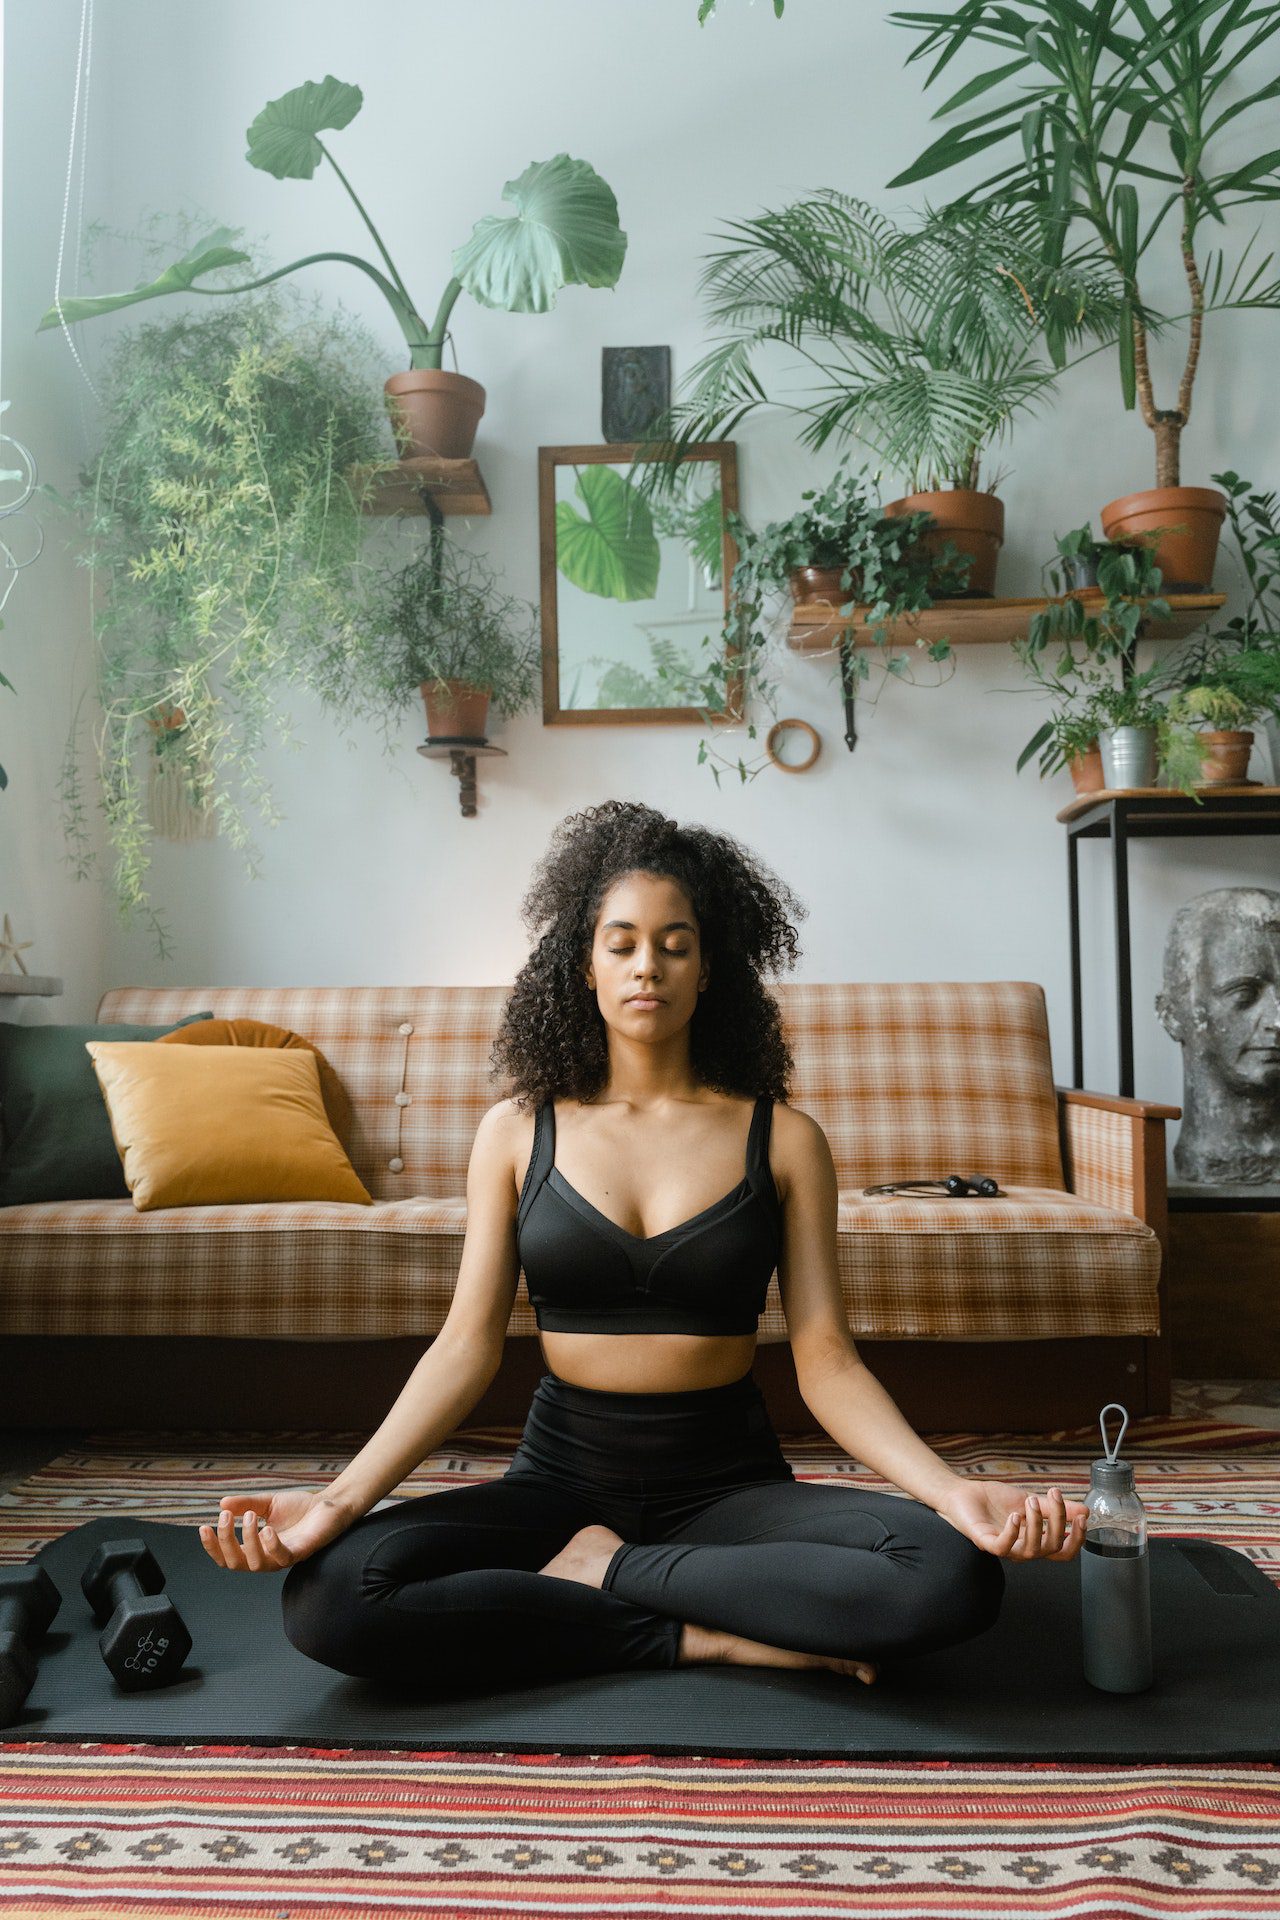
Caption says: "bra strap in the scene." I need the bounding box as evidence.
[746,1094,778,1210]
[517,1098,556,1228]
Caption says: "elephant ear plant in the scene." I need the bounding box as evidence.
[39,76,627,457]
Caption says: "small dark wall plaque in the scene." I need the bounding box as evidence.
[602,346,671,443]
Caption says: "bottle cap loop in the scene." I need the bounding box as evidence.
[1100,1402,1130,1463]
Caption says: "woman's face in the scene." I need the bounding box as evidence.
[584,870,709,1037]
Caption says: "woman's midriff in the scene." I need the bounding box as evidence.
[539,1330,759,1393]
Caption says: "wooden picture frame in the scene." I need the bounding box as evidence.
[538,441,743,725]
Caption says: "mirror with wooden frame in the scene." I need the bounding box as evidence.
[538,441,742,724]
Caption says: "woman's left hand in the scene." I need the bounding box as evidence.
[936,1478,1089,1561]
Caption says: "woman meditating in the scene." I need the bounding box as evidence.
[199,799,1088,1690]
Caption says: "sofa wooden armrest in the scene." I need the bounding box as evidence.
[1056,1083,1180,1418]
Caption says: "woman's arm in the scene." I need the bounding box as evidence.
[321,1099,525,1518]
[773,1106,1086,1561]
[773,1105,965,1511]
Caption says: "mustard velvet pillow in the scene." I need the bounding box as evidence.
[84,1041,373,1210]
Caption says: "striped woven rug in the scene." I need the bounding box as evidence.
[0,1411,1276,1918]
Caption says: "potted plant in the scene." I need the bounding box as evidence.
[1159,639,1280,783]
[49,288,388,949]
[1016,652,1206,797]
[632,194,1124,597]
[1046,524,1147,593]
[38,77,626,462]
[346,531,540,745]
[659,463,972,782]
[888,3,1280,590]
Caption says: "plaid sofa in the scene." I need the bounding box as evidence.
[0,982,1170,1350]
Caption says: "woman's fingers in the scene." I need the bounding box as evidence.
[200,1504,296,1571]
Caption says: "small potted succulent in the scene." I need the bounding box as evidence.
[347,531,540,742]
[38,77,627,462]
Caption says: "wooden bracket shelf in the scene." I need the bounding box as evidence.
[0,975,63,997]
[788,589,1227,652]
[353,457,492,518]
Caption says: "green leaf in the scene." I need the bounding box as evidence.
[1017,719,1053,773]
[886,115,1022,189]
[1115,182,1139,279]
[245,75,363,180]
[36,228,250,330]
[1118,295,1137,408]
[556,466,660,602]
[0,762,7,790]
[452,155,626,314]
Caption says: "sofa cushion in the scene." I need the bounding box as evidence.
[155,1016,352,1145]
[0,1013,213,1207]
[94,982,1069,1199]
[0,1188,1160,1342]
[84,1043,373,1210]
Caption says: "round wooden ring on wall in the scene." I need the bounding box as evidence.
[766,717,821,774]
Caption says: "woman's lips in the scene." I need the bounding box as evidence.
[626,996,664,1008]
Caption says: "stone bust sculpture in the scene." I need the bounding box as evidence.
[1154,886,1280,1185]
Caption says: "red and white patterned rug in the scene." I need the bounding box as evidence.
[0,1411,1276,1918]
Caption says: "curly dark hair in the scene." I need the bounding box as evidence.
[489,799,807,1110]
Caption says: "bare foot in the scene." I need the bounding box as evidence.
[537,1523,625,1589]
[538,1528,878,1685]
[678,1620,878,1685]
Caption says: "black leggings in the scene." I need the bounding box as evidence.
[280,1369,1005,1691]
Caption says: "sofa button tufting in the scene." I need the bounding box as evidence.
[395,1092,412,1107]
[388,1157,405,1173]
[398,1022,414,1036]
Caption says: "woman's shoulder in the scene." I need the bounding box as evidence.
[768,1100,833,1203]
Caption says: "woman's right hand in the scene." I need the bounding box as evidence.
[198,1487,358,1571]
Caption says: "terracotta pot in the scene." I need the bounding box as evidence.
[385,370,487,460]
[1198,728,1253,784]
[420,679,491,739]
[788,565,859,605]
[1098,485,1226,591]
[882,489,1004,598]
[1067,741,1106,795]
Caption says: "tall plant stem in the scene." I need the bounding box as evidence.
[190,253,431,356]
[315,138,425,328]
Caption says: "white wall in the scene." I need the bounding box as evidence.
[8,0,1280,1154]
[0,0,110,1022]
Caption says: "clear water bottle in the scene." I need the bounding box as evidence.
[1080,1402,1153,1693]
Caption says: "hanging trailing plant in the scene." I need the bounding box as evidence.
[52,282,388,951]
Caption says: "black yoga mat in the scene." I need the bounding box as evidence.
[9,1516,1279,1761]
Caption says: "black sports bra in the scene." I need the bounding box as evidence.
[516,1095,783,1336]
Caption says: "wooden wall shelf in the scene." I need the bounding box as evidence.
[788,590,1226,652]
[353,457,492,518]
[0,975,63,997]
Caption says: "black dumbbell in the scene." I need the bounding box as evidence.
[80,1539,192,1692]
[0,1565,61,1726]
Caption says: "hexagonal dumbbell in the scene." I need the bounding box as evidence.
[0,1565,61,1727]
[80,1539,192,1692]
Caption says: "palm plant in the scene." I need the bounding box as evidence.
[633,194,1124,497]
[887,0,1280,488]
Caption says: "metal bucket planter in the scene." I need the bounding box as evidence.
[1099,725,1158,790]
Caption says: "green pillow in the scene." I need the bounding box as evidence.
[0,1014,214,1205]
